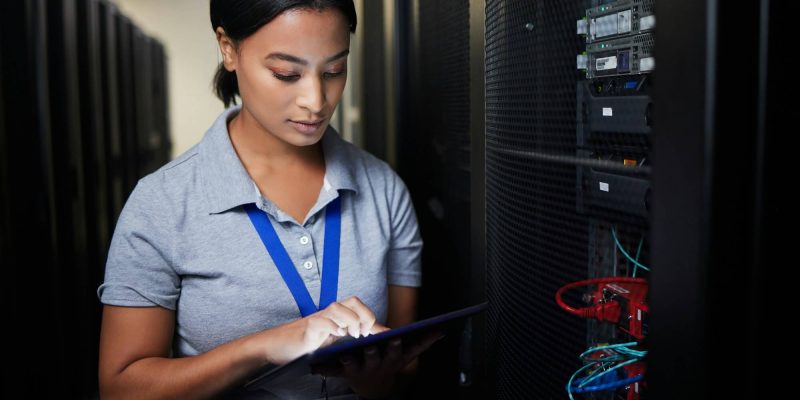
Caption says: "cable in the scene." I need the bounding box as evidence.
[555,277,646,319]
[567,342,647,397]
[578,357,639,388]
[579,342,640,359]
[633,236,644,277]
[572,373,644,393]
[567,362,597,400]
[611,227,650,272]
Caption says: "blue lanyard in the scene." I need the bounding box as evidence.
[244,197,341,317]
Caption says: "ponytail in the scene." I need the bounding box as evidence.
[213,62,239,107]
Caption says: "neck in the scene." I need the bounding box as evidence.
[228,107,324,172]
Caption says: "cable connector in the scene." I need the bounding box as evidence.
[556,277,649,340]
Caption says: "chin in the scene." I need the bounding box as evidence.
[284,130,325,147]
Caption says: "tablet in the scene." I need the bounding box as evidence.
[243,302,487,390]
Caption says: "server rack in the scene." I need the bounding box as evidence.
[648,1,793,399]
[132,28,155,177]
[77,0,110,279]
[485,1,653,398]
[1,0,170,395]
[46,1,93,396]
[76,0,109,393]
[116,15,139,197]
[408,0,475,397]
[0,28,7,264]
[1,0,62,397]
[98,0,125,227]
[151,41,172,170]
[480,0,787,399]
[363,1,487,397]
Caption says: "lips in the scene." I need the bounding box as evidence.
[288,119,325,134]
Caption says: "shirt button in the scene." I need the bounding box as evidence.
[300,236,310,245]
[303,261,314,270]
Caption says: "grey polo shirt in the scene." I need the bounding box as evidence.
[98,105,422,399]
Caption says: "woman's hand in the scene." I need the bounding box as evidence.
[260,296,381,365]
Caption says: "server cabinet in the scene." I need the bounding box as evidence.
[98,0,125,226]
[485,1,653,398]
[648,1,792,399]
[408,0,476,396]
[77,0,109,280]
[483,0,787,399]
[365,1,487,397]
[0,29,7,264]
[75,0,109,394]
[116,15,139,197]
[151,40,172,169]
[2,0,170,395]
[132,28,155,177]
[1,0,63,397]
[45,0,94,396]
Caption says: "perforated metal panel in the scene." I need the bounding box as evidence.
[485,1,653,398]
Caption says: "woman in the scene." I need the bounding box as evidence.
[97,1,423,398]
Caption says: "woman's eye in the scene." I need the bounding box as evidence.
[324,71,345,79]
[273,73,300,82]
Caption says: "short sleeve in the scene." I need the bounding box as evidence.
[386,173,423,287]
[97,177,180,309]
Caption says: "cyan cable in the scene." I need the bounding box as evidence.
[569,342,647,397]
[633,236,644,277]
[572,373,644,393]
[578,357,640,388]
[567,362,598,400]
[611,228,650,272]
[579,342,640,359]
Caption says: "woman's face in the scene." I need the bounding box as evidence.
[222,8,350,147]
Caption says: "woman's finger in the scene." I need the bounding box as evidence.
[340,296,377,337]
[322,302,363,338]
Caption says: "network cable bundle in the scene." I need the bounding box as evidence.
[556,276,649,400]
[568,1,655,398]
[566,342,647,400]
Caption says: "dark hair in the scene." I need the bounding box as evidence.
[210,0,357,107]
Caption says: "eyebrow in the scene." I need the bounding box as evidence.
[265,49,350,65]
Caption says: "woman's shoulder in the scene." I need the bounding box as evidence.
[126,143,203,212]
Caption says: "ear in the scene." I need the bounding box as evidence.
[216,27,238,72]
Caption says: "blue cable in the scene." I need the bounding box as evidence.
[579,358,640,388]
[567,362,598,400]
[569,342,647,397]
[572,373,644,393]
[611,228,650,272]
[579,342,639,359]
[633,236,644,277]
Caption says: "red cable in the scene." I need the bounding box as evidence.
[555,277,646,320]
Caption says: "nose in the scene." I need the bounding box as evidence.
[296,76,326,115]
